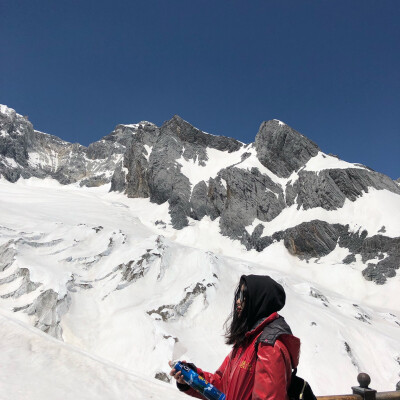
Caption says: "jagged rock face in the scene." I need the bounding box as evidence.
[286,168,400,210]
[0,106,34,181]
[283,221,341,258]
[255,119,320,178]
[190,166,286,238]
[239,220,399,284]
[26,289,71,340]
[0,105,145,186]
[119,115,244,229]
[164,115,242,154]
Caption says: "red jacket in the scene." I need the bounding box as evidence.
[179,312,300,400]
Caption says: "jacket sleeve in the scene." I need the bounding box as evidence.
[252,342,290,400]
[177,355,230,398]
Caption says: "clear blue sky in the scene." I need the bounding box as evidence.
[1,0,399,179]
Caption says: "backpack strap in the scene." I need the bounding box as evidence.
[255,316,293,354]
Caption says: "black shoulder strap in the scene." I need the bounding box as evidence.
[255,316,293,354]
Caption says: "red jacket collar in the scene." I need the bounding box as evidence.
[245,312,279,338]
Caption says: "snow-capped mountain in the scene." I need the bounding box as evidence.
[0,104,155,186]
[0,104,399,399]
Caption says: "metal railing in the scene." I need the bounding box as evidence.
[317,373,400,400]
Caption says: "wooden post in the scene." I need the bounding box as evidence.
[352,373,377,400]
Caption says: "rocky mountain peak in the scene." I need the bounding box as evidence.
[161,114,204,142]
[160,115,243,153]
[0,104,33,137]
[255,119,320,178]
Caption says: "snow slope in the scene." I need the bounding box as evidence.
[0,308,184,400]
[0,178,399,398]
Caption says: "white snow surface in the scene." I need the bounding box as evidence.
[177,147,247,187]
[0,104,21,117]
[0,308,184,400]
[245,189,400,238]
[303,151,368,172]
[0,177,399,399]
[122,121,156,129]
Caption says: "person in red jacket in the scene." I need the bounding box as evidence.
[169,274,301,400]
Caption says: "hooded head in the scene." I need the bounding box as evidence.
[225,274,286,346]
[240,274,286,329]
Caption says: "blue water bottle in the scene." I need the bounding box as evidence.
[174,361,226,400]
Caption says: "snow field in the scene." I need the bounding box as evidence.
[0,177,399,398]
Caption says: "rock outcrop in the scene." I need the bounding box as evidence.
[0,105,144,186]
[255,119,320,178]
[240,220,400,284]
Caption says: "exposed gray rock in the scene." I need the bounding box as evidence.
[255,119,319,178]
[344,341,360,369]
[217,167,286,238]
[124,140,151,198]
[342,254,356,264]
[0,105,137,187]
[309,287,329,307]
[353,304,371,324]
[190,165,286,239]
[26,289,71,340]
[146,304,175,321]
[362,254,399,285]
[175,282,207,316]
[287,169,400,211]
[240,220,399,284]
[117,115,244,229]
[190,177,226,221]
[146,282,208,321]
[154,372,171,383]
[0,108,31,164]
[110,161,127,192]
[116,250,160,290]
[145,121,195,231]
[0,240,16,272]
[0,268,41,299]
[283,221,340,259]
[63,232,119,268]
[164,115,242,155]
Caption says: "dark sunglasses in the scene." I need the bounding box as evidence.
[236,289,246,303]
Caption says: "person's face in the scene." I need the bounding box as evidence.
[236,284,246,318]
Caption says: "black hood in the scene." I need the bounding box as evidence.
[241,275,286,329]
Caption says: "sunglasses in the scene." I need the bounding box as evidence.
[236,289,246,303]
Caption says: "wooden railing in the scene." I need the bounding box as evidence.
[317,373,400,400]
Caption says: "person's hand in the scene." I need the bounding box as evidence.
[168,360,187,385]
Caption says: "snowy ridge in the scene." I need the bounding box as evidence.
[176,146,247,188]
[0,106,136,186]
[0,104,23,118]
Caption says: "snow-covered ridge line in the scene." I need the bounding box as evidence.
[273,119,286,126]
[121,120,157,128]
[0,104,24,118]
